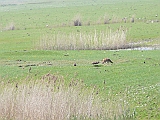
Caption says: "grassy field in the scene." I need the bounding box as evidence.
[0,0,160,119]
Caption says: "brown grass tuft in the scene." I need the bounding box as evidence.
[5,22,16,31]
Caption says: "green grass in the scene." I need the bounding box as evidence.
[0,0,160,49]
[0,50,160,119]
[0,0,160,119]
[1,50,160,88]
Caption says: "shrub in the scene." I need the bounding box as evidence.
[74,19,82,26]
[73,14,82,26]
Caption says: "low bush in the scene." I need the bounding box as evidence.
[73,14,82,26]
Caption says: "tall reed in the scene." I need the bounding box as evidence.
[0,74,134,120]
[36,27,127,50]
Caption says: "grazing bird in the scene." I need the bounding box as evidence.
[92,61,100,65]
[102,58,113,64]
[73,63,77,66]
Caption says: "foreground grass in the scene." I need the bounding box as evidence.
[0,73,159,120]
[0,74,136,120]
[0,50,160,119]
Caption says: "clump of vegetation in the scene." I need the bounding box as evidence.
[111,15,121,23]
[5,22,15,31]
[36,26,128,50]
[73,14,82,26]
[74,19,82,26]
[0,74,135,120]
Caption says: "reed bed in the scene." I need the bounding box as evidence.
[36,27,128,50]
[0,74,134,120]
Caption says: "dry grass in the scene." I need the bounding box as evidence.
[4,22,16,31]
[0,74,134,120]
[36,27,128,50]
